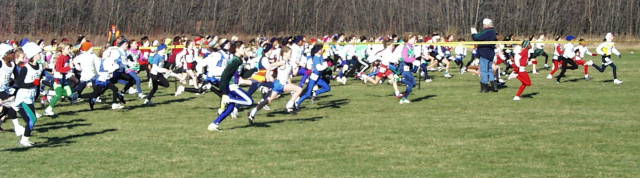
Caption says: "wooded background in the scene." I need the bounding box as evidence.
[1,0,639,38]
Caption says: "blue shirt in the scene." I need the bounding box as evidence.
[311,55,324,74]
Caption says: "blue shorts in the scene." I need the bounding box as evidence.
[368,71,378,77]
[389,64,398,73]
[206,77,221,84]
[94,80,110,87]
[273,80,285,94]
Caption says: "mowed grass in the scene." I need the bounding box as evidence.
[1,52,639,178]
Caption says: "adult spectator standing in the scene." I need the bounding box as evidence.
[107,24,121,46]
[471,18,498,92]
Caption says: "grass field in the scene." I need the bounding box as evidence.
[1,52,639,178]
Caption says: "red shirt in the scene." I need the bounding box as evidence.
[168,42,184,64]
[55,54,72,74]
[512,48,531,70]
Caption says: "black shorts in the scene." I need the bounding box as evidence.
[0,91,12,100]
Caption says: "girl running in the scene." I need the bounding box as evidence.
[208,42,253,131]
[44,43,74,116]
[296,44,331,108]
[510,41,533,101]
[13,42,44,146]
[248,46,303,123]
[590,33,623,84]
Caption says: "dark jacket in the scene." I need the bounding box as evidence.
[472,28,497,60]
[219,56,243,94]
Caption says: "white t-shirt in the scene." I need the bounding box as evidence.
[203,51,227,77]
[563,43,575,59]
[276,61,293,83]
[0,60,14,92]
[73,52,100,81]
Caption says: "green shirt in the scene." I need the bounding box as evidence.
[220,56,242,94]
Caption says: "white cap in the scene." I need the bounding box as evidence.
[605,33,614,42]
[22,42,42,59]
[0,43,14,58]
[483,18,493,25]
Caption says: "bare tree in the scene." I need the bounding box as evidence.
[0,0,638,40]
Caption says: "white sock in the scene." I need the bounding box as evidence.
[250,108,257,116]
[12,119,20,127]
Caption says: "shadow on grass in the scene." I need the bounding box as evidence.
[55,96,196,115]
[411,94,437,102]
[226,116,325,130]
[262,98,349,117]
[36,119,86,127]
[56,104,114,116]
[313,99,350,109]
[266,109,293,117]
[522,92,540,98]
[565,78,587,82]
[114,97,197,111]
[311,94,333,100]
[35,119,92,133]
[3,128,117,152]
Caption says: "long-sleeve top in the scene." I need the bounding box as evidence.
[576,45,594,59]
[126,49,141,71]
[290,44,305,67]
[471,28,497,59]
[203,51,227,78]
[73,52,100,81]
[149,53,169,75]
[55,54,72,74]
[312,54,328,74]
[220,56,243,94]
[115,48,128,71]
[14,63,42,89]
[96,57,119,82]
[596,42,620,56]
[514,48,531,72]
[401,44,416,63]
[381,46,396,66]
[562,43,576,59]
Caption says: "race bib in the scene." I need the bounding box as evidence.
[379,67,387,73]
[403,65,410,72]
[310,73,319,80]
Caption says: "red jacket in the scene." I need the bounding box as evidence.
[55,54,72,74]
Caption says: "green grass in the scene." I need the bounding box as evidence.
[1,53,639,178]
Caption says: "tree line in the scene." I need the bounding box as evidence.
[1,0,638,38]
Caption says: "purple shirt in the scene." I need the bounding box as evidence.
[402,43,416,63]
